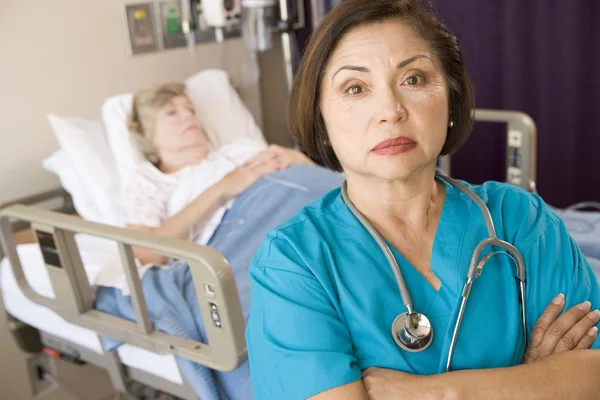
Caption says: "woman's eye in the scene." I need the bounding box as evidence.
[346,85,365,95]
[405,74,425,86]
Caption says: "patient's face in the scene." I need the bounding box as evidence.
[152,95,208,155]
[319,20,449,182]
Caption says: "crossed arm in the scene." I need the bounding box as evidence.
[312,295,600,400]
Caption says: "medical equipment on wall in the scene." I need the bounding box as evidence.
[341,174,528,371]
[241,0,277,52]
[180,0,305,89]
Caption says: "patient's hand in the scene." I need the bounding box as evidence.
[266,144,315,169]
[523,293,599,364]
[220,151,282,198]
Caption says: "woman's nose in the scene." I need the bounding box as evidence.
[373,87,406,124]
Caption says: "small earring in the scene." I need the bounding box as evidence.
[323,140,329,147]
[449,120,454,128]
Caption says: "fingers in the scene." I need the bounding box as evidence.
[249,159,281,176]
[575,326,599,350]
[540,300,596,355]
[268,145,295,168]
[362,367,376,378]
[529,293,566,348]
[246,149,278,167]
[271,145,313,166]
[555,309,600,352]
[247,146,294,169]
[524,294,599,365]
[268,144,285,154]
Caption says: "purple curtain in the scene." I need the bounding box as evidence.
[433,0,600,207]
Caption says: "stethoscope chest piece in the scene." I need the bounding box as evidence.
[392,312,433,352]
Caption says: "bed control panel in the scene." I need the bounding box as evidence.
[209,302,222,328]
[507,129,524,186]
[35,230,62,269]
[41,334,86,365]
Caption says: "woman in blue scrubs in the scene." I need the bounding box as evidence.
[246,0,600,398]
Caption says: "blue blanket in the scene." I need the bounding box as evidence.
[96,170,600,400]
[553,209,600,260]
[554,208,600,279]
[96,164,345,400]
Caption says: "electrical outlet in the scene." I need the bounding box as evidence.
[28,354,53,395]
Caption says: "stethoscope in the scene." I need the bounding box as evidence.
[341,173,528,372]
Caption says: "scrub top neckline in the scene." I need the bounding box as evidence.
[387,176,470,317]
[334,175,472,318]
[386,177,450,292]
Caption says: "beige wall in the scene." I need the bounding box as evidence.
[0,0,291,204]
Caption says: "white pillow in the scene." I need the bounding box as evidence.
[45,115,122,226]
[185,69,266,148]
[100,92,146,185]
[42,150,103,222]
[101,69,267,185]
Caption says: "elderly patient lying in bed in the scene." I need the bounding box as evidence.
[95,82,343,400]
[120,82,336,264]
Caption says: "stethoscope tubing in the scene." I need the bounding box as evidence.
[341,173,528,371]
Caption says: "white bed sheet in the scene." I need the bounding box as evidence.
[0,242,184,385]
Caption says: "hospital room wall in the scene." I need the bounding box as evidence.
[0,0,291,205]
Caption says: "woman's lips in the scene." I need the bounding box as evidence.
[371,137,417,155]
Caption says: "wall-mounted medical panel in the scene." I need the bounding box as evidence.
[158,1,217,50]
[123,3,160,55]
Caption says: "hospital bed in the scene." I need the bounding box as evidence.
[1,107,598,400]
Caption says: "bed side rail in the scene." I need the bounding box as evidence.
[439,109,537,192]
[0,189,73,260]
[0,204,246,372]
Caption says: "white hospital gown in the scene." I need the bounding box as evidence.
[121,138,266,244]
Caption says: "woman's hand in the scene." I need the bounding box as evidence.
[363,367,443,400]
[362,367,410,400]
[219,152,282,199]
[523,293,600,364]
[266,144,315,169]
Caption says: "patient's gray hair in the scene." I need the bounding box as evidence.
[128,82,188,163]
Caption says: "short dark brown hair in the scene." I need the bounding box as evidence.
[287,0,474,171]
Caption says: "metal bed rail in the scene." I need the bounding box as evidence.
[439,109,537,192]
[0,189,73,260]
[0,203,247,372]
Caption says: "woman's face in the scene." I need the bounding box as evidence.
[151,95,208,155]
[320,20,449,182]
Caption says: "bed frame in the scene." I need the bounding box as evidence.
[439,109,537,192]
[0,109,537,399]
[0,192,245,399]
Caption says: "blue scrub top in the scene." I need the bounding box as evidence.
[246,178,600,400]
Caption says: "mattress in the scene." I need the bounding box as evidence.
[0,240,184,385]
